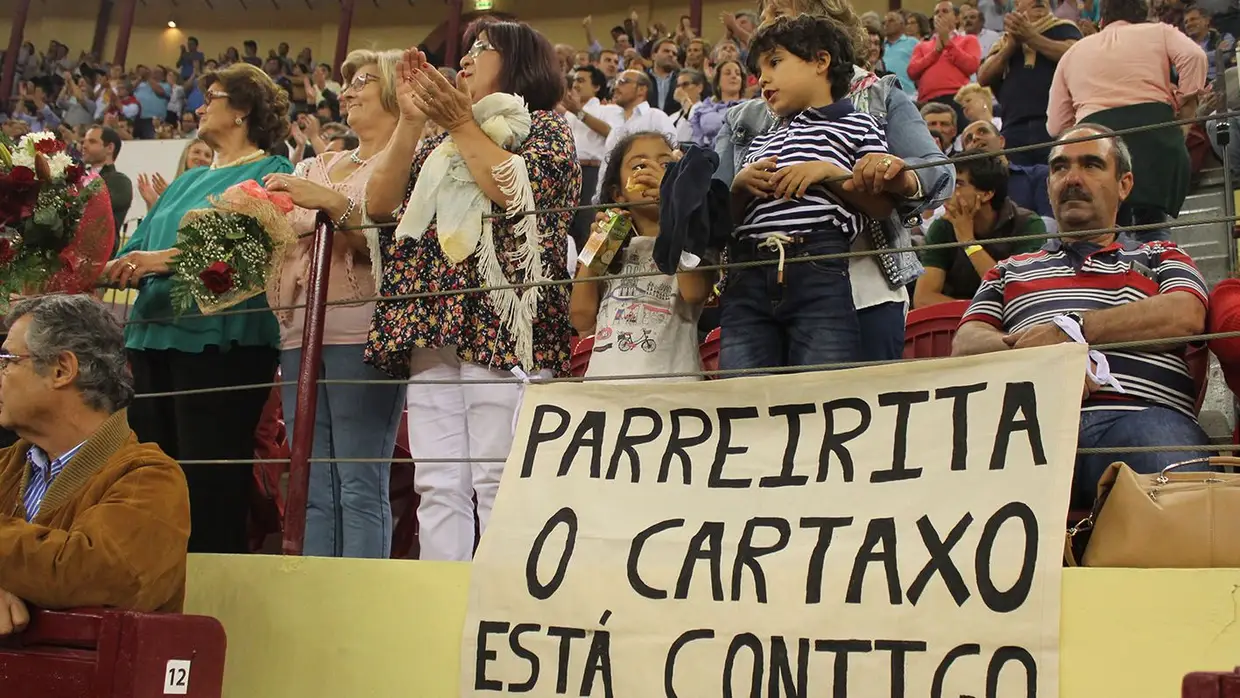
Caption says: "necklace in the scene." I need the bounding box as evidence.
[349,148,374,166]
[212,149,267,170]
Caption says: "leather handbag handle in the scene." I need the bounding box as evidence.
[1159,457,1240,482]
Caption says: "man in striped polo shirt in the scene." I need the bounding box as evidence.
[953,124,1212,509]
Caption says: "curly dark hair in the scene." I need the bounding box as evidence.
[199,62,290,150]
[747,14,856,102]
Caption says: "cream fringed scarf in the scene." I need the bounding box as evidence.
[392,93,545,367]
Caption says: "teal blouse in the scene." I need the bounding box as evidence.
[120,156,293,353]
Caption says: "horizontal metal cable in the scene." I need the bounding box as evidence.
[117,211,1240,327]
[130,329,1240,398]
[101,107,1240,326]
[174,445,1240,466]
[453,107,1240,222]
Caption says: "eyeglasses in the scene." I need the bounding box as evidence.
[343,73,378,95]
[203,90,229,105]
[0,353,31,371]
[676,81,694,89]
[466,40,496,59]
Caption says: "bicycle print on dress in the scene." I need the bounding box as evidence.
[584,236,704,382]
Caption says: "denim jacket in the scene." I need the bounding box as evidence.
[714,69,954,288]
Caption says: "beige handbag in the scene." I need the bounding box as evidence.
[1068,457,1240,567]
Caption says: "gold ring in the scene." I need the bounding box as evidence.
[881,157,893,168]
[125,263,137,272]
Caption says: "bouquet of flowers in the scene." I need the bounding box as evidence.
[0,132,111,308]
[168,180,296,315]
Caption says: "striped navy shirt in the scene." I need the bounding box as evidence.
[24,441,86,521]
[737,99,888,241]
[962,236,1209,417]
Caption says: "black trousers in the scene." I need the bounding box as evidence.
[128,345,279,554]
[571,164,601,249]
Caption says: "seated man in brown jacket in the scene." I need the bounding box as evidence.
[0,294,190,635]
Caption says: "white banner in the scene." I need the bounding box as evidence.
[460,344,1083,698]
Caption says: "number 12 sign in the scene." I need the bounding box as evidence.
[164,659,192,695]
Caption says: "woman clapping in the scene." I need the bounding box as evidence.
[261,50,406,559]
[365,20,580,561]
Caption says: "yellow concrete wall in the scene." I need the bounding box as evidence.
[184,555,1240,698]
[0,0,939,73]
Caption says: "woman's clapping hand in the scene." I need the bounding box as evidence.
[395,48,430,124]
[137,173,169,210]
[407,57,474,133]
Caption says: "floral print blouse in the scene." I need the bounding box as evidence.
[364,110,581,379]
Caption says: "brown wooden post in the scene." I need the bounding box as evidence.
[0,0,33,108]
[332,0,355,82]
[445,0,464,68]
[689,0,703,40]
[91,0,114,60]
[111,0,137,68]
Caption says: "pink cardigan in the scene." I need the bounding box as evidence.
[268,151,378,350]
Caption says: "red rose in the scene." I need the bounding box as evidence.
[199,261,236,294]
[0,168,39,226]
[33,138,65,156]
[63,164,84,185]
[6,167,36,184]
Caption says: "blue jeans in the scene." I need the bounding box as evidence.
[857,301,908,362]
[281,344,406,558]
[720,239,860,371]
[1073,406,1212,510]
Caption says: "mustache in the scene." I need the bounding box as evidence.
[1059,185,1092,204]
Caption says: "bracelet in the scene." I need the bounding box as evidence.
[964,244,984,257]
[336,196,357,228]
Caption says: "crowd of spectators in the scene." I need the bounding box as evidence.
[0,0,1237,586]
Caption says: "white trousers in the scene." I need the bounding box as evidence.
[407,347,526,561]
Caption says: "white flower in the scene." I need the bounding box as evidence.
[47,152,73,181]
[17,131,57,154]
[10,149,35,170]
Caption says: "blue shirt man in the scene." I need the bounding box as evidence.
[881,12,920,95]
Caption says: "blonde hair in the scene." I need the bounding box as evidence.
[340,49,402,117]
[176,138,211,177]
[954,82,994,106]
[757,0,871,67]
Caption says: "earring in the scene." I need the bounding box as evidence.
[234,117,243,125]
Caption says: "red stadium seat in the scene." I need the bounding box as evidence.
[390,410,420,560]
[570,335,594,377]
[904,302,1210,413]
[0,608,227,698]
[1185,344,1210,415]
[903,301,972,359]
[700,327,721,378]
